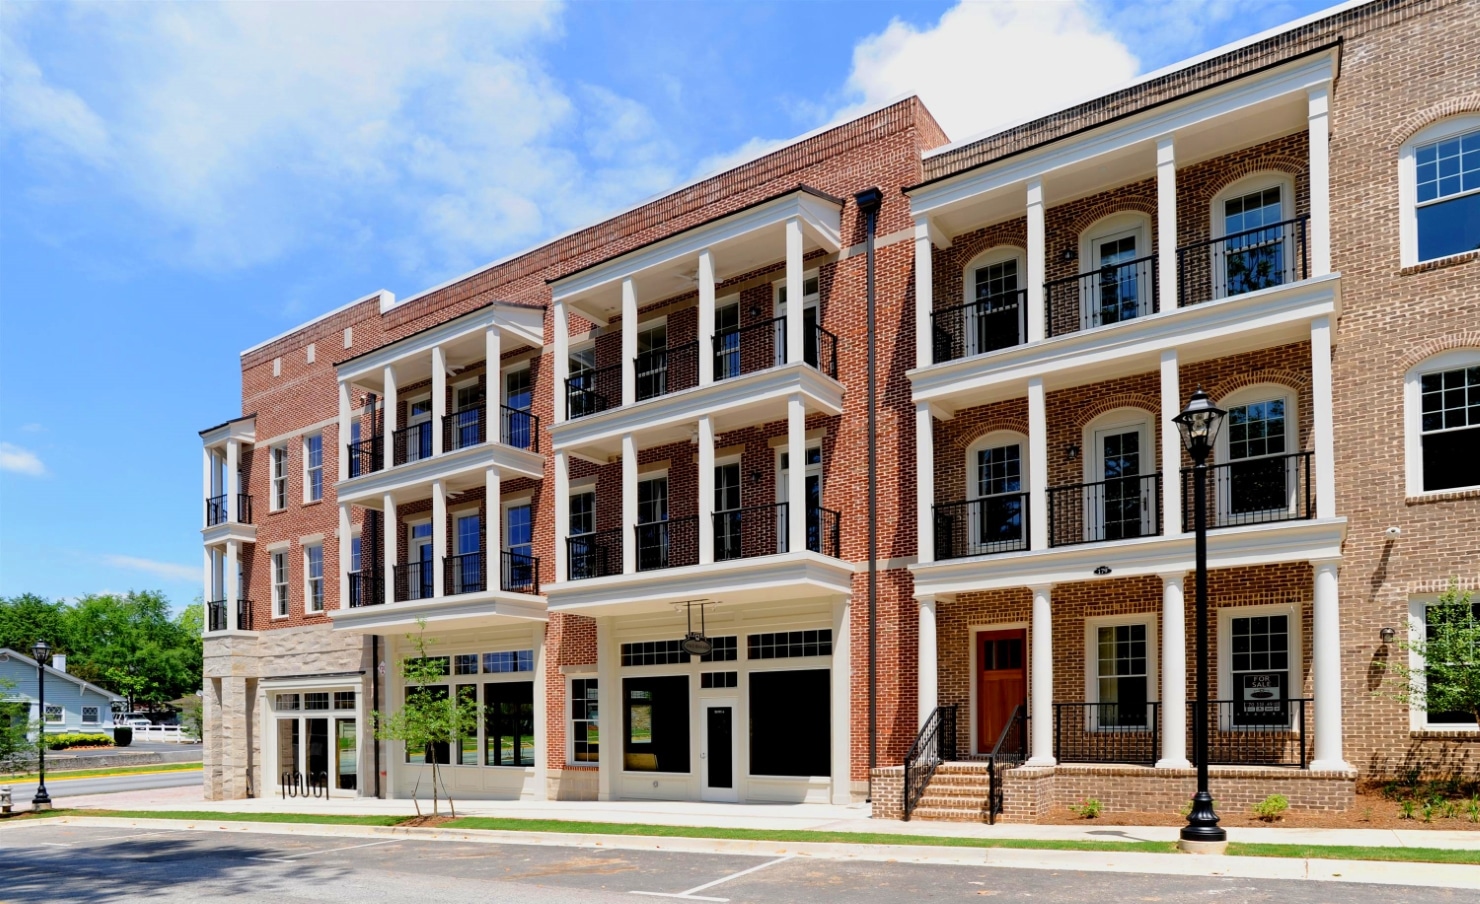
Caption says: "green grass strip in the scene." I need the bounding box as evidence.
[3,762,203,782]
[1227,842,1480,865]
[58,809,407,826]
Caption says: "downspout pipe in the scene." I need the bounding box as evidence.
[854,186,883,800]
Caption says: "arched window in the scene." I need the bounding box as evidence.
[1078,408,1156,543]
[1399,114,1480,266]
[1405,349,1480,495]
[1214,384,1304,525]
[1209,173,1298,299]
[953,431,1029,556]
[955,247,1027,356]
[1076,212,1154,330]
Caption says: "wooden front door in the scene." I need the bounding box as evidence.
[978,629,1027,751]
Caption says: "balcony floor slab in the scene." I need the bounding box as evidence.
[545,551,854,616]
[328,590,547,634]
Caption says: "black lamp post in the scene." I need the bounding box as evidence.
[31,639,53,811]
[1172,388,1226,851]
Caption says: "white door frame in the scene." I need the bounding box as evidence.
[700,697,739,802]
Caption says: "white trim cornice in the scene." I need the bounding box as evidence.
[335,441,545,507]
[336,304,544,384]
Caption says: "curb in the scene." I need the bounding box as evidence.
[11,815,1478,890]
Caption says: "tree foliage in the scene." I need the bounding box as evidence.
[1383,584,1480,726]
[0,676,35,772]
[0,591,202,707]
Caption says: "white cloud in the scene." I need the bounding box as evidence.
[838,1,1140,143]
[0,443,46,476]
[103,554,198,583]
[0,2,683,279]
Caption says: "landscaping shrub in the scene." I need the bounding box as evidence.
[1071,798,1104,819]
[44,732,114,750]
[114,726,133,747]
[1253,794,1289,822]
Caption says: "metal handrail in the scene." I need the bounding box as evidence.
[444,552,485,596]
[236,494,253,524]
[1044,253,1158,337]
[567,529,622,581]
[635,341,700,401]
[931,289,1027,363]
[393,561,433,602]
[501,550,539,594]
[566,363,621,420]
[1047,473,1162,548]
[347,570,384,608]
[1195,698,1311,768]
[1053,701,1160,767]
[392,421,433,467]
[933,493,1030,559]
[712,502,787,562]
[635,517,700,572]
[206,495,228,527]
[712,316,785,380]
[1177,214,1309,307]
[443,406,485,451]
[1181,451,1313,531]
[903,703,957,821]
[502,404,539,452]
[810,324,839,378]
[347,436,383,477]
[206,599,228,632]
[986,703,1028,824]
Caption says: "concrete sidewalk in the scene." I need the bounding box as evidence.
[47,786,1480,851]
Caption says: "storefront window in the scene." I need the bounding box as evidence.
[622,676,689,773]
[485,681,535,767]
[750,669,830,776]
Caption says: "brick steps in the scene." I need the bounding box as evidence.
[908,763,996,822]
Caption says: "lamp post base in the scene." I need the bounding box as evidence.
[1177,838,1229,855]
[30,799,52,812]
[1180,790,1227,847]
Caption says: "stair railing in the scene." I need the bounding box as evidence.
[902,703,957,821]
[986,704,1028,825]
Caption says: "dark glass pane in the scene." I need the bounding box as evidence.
[1417,192,1480,261]
[1422,427,1480,491]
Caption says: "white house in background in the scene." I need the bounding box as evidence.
[0,648,124,737]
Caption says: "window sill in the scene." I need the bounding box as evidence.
[302,500,323,508]
[1411,728,1479,739]
[1406,487,1480,505]
[1400,250,1480,275]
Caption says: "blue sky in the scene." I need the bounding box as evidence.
[0,0,1335,610]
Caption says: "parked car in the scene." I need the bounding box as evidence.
[117,716,152,729]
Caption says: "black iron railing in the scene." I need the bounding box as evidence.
[635,342,700,402]
[502,550,539,594]
[348,570,383,608]
[1195,698,1310,768]
[903,704,958,821]
[1053,701,1160,766]
[502,405,539,452]
[986,704,1029,825]
[931,289,1027,363]
[1182,451,1313,531]
[566,363,621,420]
[1178,214,1308,308]
[1044,254,1158,337]
[1048,473,1162,547]
[206,495,228,527]
[443,406,485,452]
[933,493,1030,559]
[236,494,253,524]
[809,324,839,378]
[806,506,842,558]
[392,422,433,466]
[567,529,622,581]
[235,598,253,631]
[393,561,433,602]
[713,317,785,380]
[635,517,700,572]
[207,599,228,631]
[713,502,788,562]
[348,436,383,477]
[445,552,485,596]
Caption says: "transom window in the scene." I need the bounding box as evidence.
[1415,127,1480,261]
[747,630,831,660]
[1419,365,1480,492]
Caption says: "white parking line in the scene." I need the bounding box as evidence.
[248,838,401,863]
[630,854,795,901]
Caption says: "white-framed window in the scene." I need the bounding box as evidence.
[1077,212,1153,328]
[271,445,289,511]
[569,676,599,764]
[960,431,1028,555]
[1399,114,1480,266]
[43,704,63,724]
[1209,174,1297,298]
[569,487,595,536]
[1217,603,1301,729]
[1407,595,1480,731]
[1404,349,1480,496]
[774,270,821,367]
[304,544,324,613]
[82,705,100,725]
[303,434,323,502]
[1216,384,1302,522]
[1081,408,1155,542]
[776,440,824,554]
[958,247,1026,355]
[1084,614,1156,730]
[272,550,290,617]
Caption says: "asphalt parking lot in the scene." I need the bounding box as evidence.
[2,822,1471,904]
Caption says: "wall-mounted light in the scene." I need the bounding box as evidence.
[749,306,761,318]
[1065,443,1080,460]
[1061,247,1077,263]
[751,470,763,484]
[1379,627,1397,645]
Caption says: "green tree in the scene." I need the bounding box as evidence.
[0,594,69,656]
[372,622,480,817]
[0,676,35,773]
[62,591,201,705]
[1383,584,1480,725]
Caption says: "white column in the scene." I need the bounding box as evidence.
[596,617,617,801]
[916,402,935,564]
[431,345,446,457]
[225,439,240,522]
[1311,316,1336,518]
[830,596,852,804]
[431,479,447,597]
[918,595,938,729]
[383,494,397,605]
[1311,560,1350,770]
[1027,584,1056,766]
[1156,135,1177,310]
[787,393,806,552]
[1160,349,1182,536]
[552,299,570,424]
[530,620,548,799]
[201,448,213,528]
[202,547,213,608]
[785,216,804,364]
[697,249,716,386]
[622,433,638,574]
[1156,572,1190,768]
[914,216,934,369]
[337,381,351,487]
[486,326,502,444]
[554,451,570,582]
[225,539,240,614]
[1307,85,1332,277]
[383,365,398,468]
[337,503,351,611]
[1027,378,1049,551]
[621,279,637,408]
[486,467,501,579]
[1026,179,1046,343]
[697,415,715,565]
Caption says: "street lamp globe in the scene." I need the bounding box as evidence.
[31,639,51,665]
[1173,387,1226,462]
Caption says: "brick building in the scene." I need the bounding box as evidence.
[201,0,1479,820]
